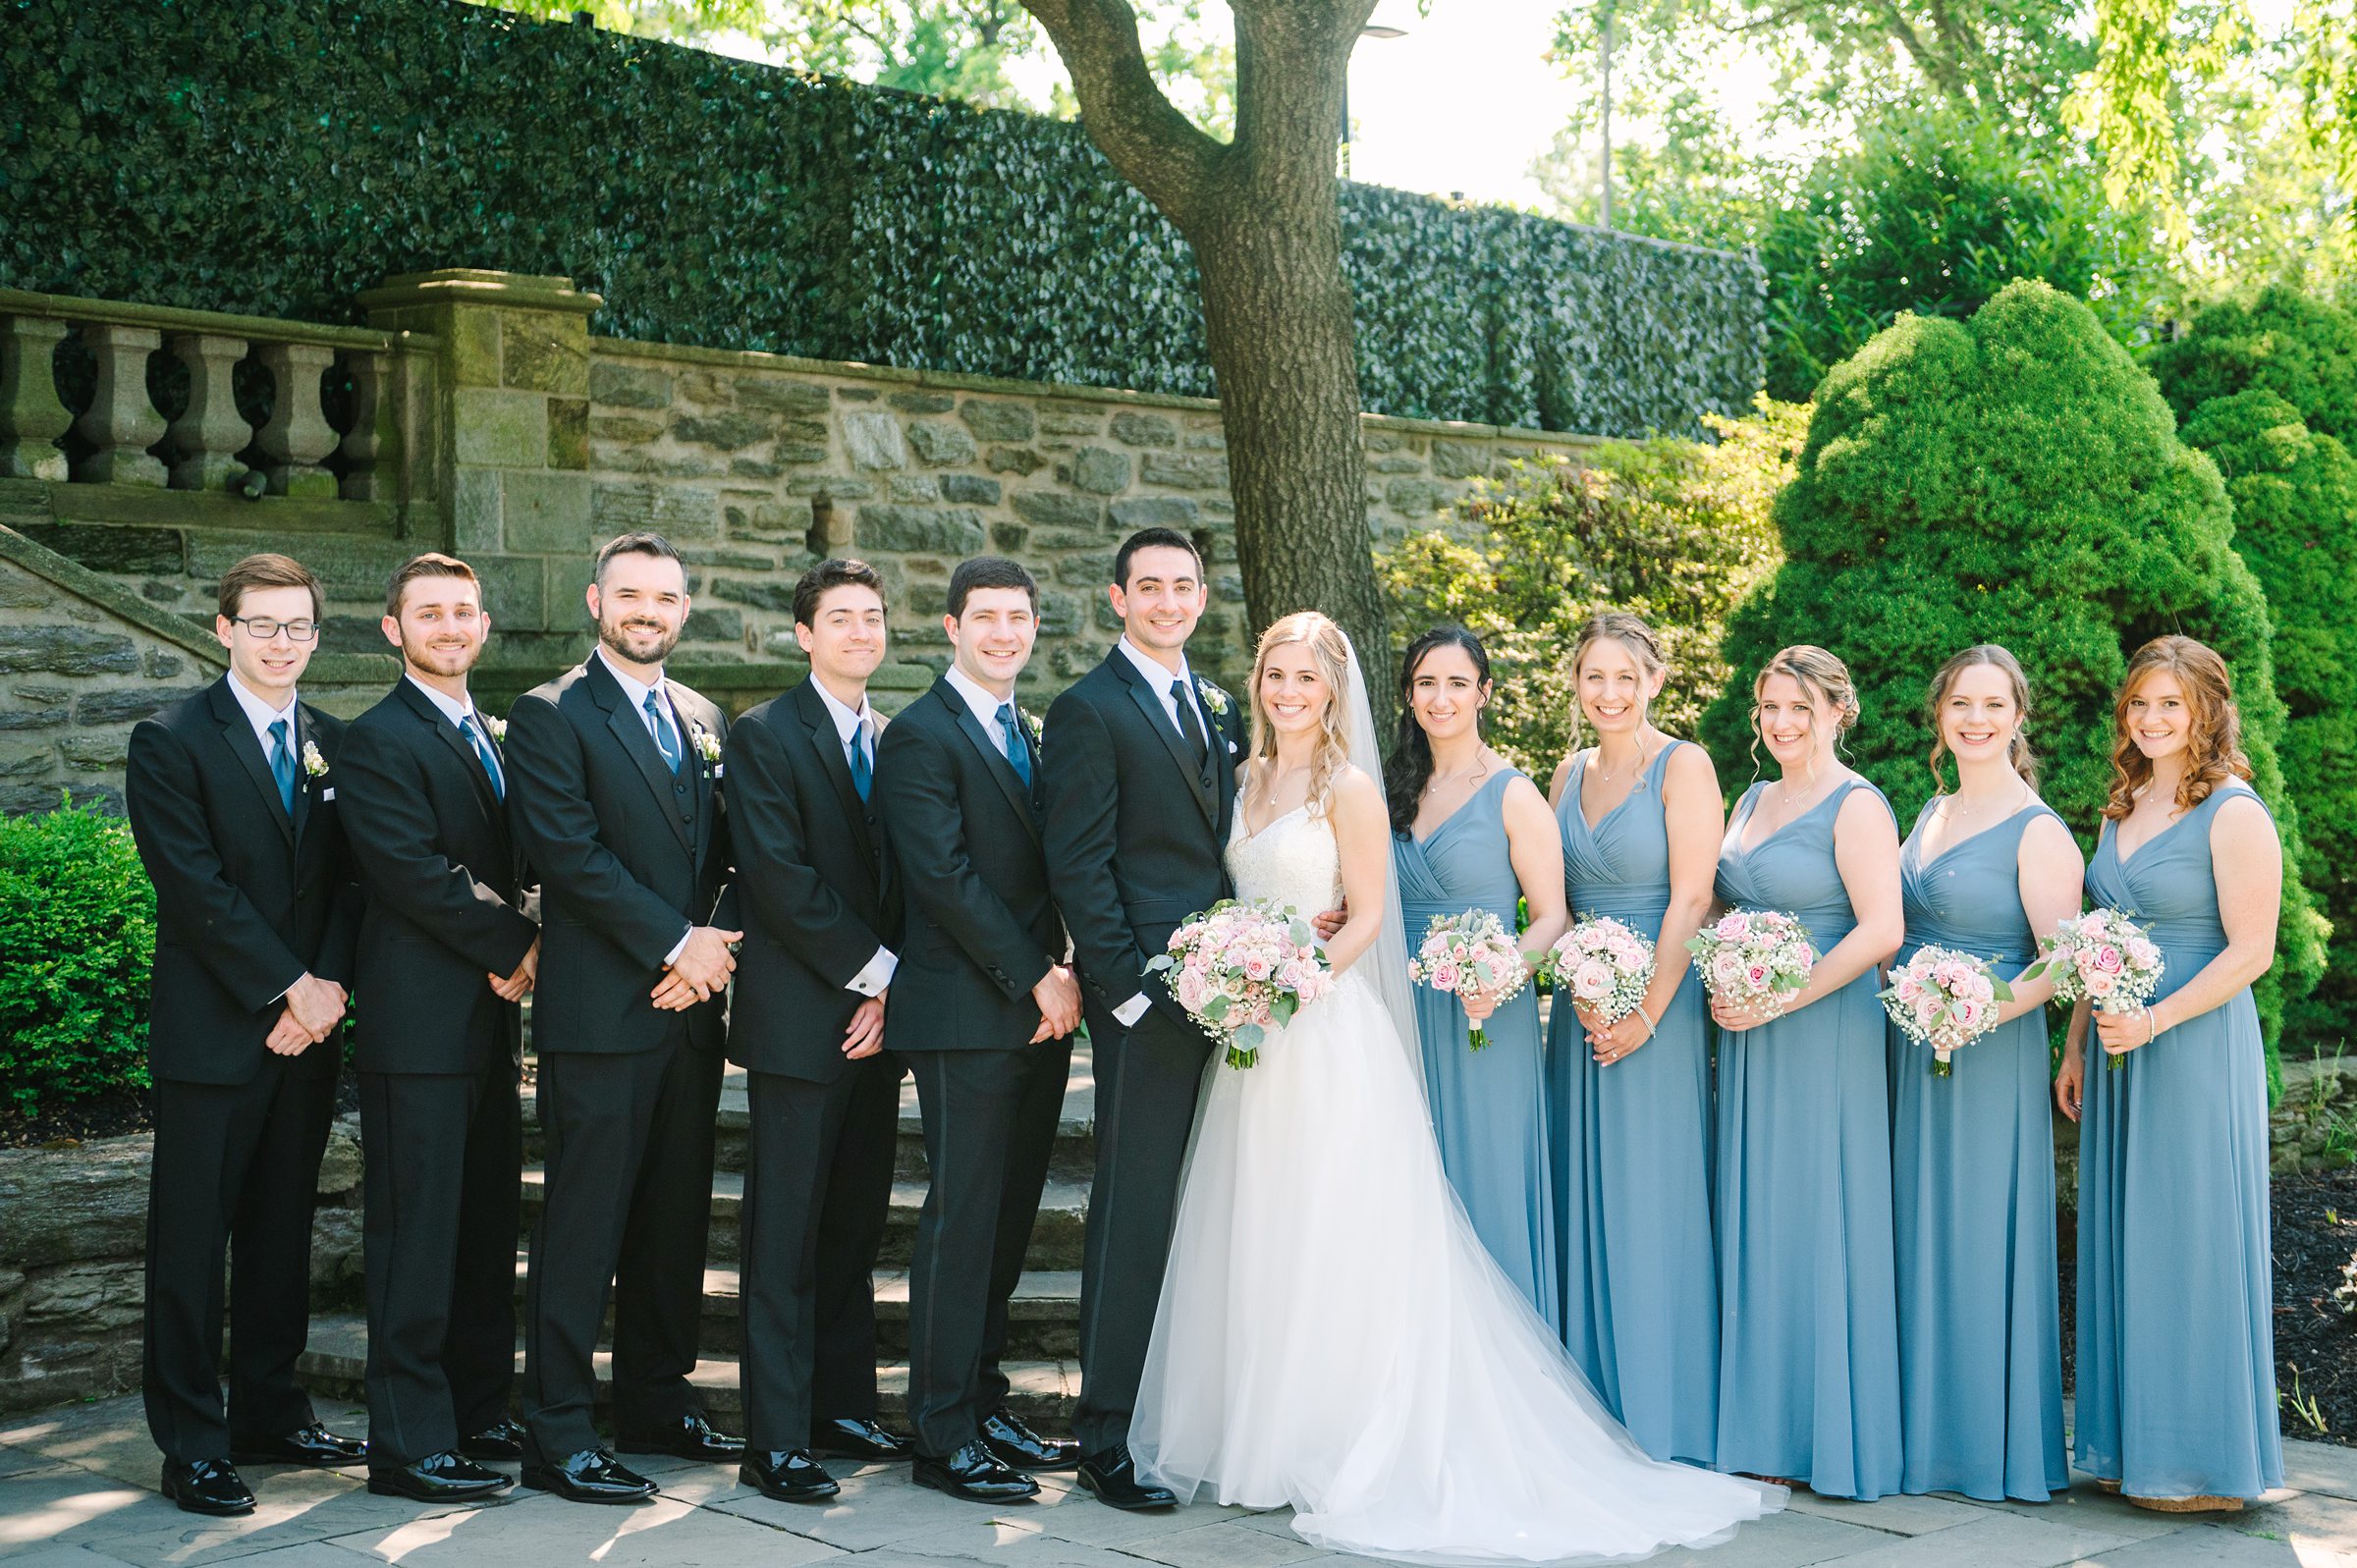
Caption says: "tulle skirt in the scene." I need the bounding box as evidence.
[1131,972,1783,1565]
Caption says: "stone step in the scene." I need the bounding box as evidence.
[293,1311,1081,1428]
[516,1167,1093,1271]
[509,1253,1085,1361]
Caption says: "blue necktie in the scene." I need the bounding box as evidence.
[645,690,683,775]
[460,715,505,801]
[849,723,873,802]
[267,717,297,816]
[998,703,1033,788]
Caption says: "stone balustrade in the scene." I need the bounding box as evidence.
[0,289,433,511]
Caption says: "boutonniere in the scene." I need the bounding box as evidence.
[1023,711,1043,745]
[484,717,508,746]
[690,723,724,766]
[1196,681,1230,719]
[301,740,328,779]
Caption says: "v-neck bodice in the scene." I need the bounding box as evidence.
[2088,784,2262,972]
[1715,777,1892,947]
[1396,768,1526,923]
[1559,740,1683,925]
[1899,800,2057,967]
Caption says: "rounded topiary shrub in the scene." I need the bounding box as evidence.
[2150,285,2357,447]
[1703,279,2329,1059]
[2180,389,2357,1050]
[0,797,156,1114]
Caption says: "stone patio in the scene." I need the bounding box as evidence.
[3,1392,2353,1567]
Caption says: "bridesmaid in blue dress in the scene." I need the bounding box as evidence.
[1891,646,2082,1501]
[1711,645,1905,1500]
[1385,626,1569,1327]
[2059,635,2283,1512]
[1547,611,1726,1464]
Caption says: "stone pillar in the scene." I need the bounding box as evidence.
[253,342,340,498]
[337,348,390,502]
[163,331,251,491]
[0,316,72,482]
[70,324,167,487]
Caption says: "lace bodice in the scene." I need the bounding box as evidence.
[1226,800,1344,917]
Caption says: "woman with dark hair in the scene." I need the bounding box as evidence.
[2060,636,2283,1512]
[1384,625,1568,1326]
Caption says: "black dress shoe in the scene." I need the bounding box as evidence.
[367,1450,514,1502]
[982,1409,1080,1471]
[520,1448,657,1504]
[231,1423,368,1467]
[739,1449,840,1503]
[617,1412,744,1462]
[1075,1445,1177,1511]
[912,1439,1041,1502]
[810,1416,914,1461]
[459,1419,526,1461]
[160,1458,255,1516]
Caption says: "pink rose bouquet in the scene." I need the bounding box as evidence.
[1879,946,2013,1077]
[1685,908,1814,1020]
[1544,916,1657,1027]
[2024,907,2165,1070]
[1146,898,1333,1069]
[1408,909,1533,1051]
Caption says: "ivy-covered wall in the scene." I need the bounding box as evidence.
[1,0,1765,438]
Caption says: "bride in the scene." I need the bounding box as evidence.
[1130,612,1782,1565]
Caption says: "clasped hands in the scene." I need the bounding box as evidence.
[651,925,744,1011]
[264,972,349,1055]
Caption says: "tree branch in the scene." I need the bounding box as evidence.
[1020,0,1228,230]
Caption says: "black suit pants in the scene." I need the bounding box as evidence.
[142,1056,336,1462]
[1071,1001,1210,1456]
[739,1065,864,1451]
[904,1038,1073,1457]
[358,1062,521,1464]
[521,1030,723,1462]
[810,1051,903,1429]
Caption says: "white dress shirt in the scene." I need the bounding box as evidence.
[407,673,505,796]
[943,663,1019,760]
[808,676,896,997]
[226,669,301,757]
[1111,637,1209,1029]
[594,647,694,968]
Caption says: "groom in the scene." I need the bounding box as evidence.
[1044,527,1247,1510]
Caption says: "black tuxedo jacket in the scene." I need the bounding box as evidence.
[337,678,540,1077]
[875,678,1063,1052]
[125,676,360,1086]
[505,656,732,1056]
[722,677,902,1082]
[1041,648,1245,1021]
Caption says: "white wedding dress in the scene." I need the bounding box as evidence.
[1130,791,1784,1565]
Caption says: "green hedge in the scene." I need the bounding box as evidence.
[0,0,1763,437]
[0,798,155,1114]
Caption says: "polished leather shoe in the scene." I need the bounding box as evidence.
[982,1409,1080,1471]
[459,1419,526,1461]
[1075,1445,1176,1511]
[367,1450,513,1502]
[617,1412,744,1462]
[521,1448,657,1504]
[231,1423,368,1467]
[739,1449,840,1503]
[912,1439,1040,1503]
[810,1416,914,1461]
[160,1458,255,1516]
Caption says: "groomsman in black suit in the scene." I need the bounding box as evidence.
[336,553,539,1503]
[877,557,1083,1503]
[1044,528,1248,1510]
[720,558,910,1503]
[505,532,743,1504]
[125,553,366,1516]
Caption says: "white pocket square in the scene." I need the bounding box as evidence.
[319,787,335,801]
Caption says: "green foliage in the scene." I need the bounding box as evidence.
[1704,280,2329,1056]
[0,0,1763,438]
[0,797,156,1114]
[1380,398,1799,773]
[2151,285,2357,446]
[2180,389,2357,1047]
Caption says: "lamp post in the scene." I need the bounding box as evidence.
[1341,24,1410,179]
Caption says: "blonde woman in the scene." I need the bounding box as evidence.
[1130,612,1781,1564]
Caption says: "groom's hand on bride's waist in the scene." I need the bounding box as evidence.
[1312,902,1347,942]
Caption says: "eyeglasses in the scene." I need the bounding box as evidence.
[231,617,321,643]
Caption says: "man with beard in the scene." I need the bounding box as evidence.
[335,554,540,1502]
[505,532,743,1504]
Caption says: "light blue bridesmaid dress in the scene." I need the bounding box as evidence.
[1549,740,1720,1465]
[2075,784,2282,1501]
[1396,767,1561,1330]
[1713,776,1903,1500]
[1891,800,2068,1500]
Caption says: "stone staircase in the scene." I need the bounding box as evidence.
[294,1047,1099,1429]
